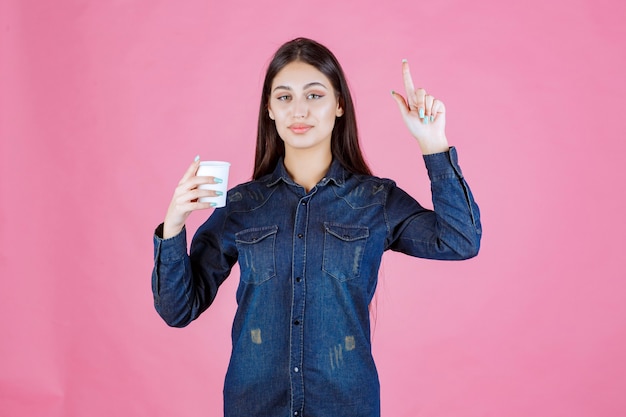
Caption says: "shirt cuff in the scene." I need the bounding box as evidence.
[153,224,188,262]
[423,146,464,181]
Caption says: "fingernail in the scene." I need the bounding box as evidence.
[214,178,223,184]
[209,202,217,207]
[390,90,395,95]
[194,155,200,162]
[424,116,429,125]
[430,115,435,122]
[215,191,223,196]
[419,108,425,119]
[402,59,407,63]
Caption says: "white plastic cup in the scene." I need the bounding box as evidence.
[196,161,230,207]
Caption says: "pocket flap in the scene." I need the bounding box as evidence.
[323,223,369,242]
[235,225,279,245]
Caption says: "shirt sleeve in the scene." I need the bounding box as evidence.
[384,146,482,260]
[151,208,235,327]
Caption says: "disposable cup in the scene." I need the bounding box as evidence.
[196,161,230,207]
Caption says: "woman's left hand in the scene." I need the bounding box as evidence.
[391,59,450,155]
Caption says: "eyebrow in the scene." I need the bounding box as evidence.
[272,82,329,93]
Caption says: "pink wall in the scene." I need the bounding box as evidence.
[1,0,625,416]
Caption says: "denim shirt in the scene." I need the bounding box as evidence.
[152,147,481,417]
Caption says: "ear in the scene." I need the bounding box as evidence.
[268,107,275,120]
[335,103,344,118]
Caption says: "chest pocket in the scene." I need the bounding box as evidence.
[322,223,369,282]
[235,225,278,285]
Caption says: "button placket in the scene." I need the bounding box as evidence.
[289,194,311,414]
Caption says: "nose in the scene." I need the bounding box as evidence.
[293,97,308,119]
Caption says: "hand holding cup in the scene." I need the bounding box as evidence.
[162,156,230,239]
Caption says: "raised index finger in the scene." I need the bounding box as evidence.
[402,59,427,117]
[402,59,416,96]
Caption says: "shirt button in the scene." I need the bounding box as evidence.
[294,367,299,373]
[294,320,300,325]
[297,233,303,239]
[294,412,299,416]
[301,201,307,206]
[296,277,302,282]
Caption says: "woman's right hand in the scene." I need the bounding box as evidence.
[162,156,221,239]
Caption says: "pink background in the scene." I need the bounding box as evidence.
[1,0,625,416]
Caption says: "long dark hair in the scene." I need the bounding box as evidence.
[253,38,372,179]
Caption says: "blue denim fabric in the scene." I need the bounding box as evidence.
[152,147,481,417]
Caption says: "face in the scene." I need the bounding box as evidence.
[268,61,344,155]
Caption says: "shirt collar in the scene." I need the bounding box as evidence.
[267,157,347,188]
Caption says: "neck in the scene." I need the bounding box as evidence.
[284,148,332,193]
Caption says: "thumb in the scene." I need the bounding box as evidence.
[390,90,409,117]
[180,155,202,184]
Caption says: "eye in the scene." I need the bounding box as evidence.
[276,95,291,102]
[307,93,323,100]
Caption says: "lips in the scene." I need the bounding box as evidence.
[288,124,312,134]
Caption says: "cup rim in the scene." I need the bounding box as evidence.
[199,160,230,166]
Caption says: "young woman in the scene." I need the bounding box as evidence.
[152,38,481,417]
